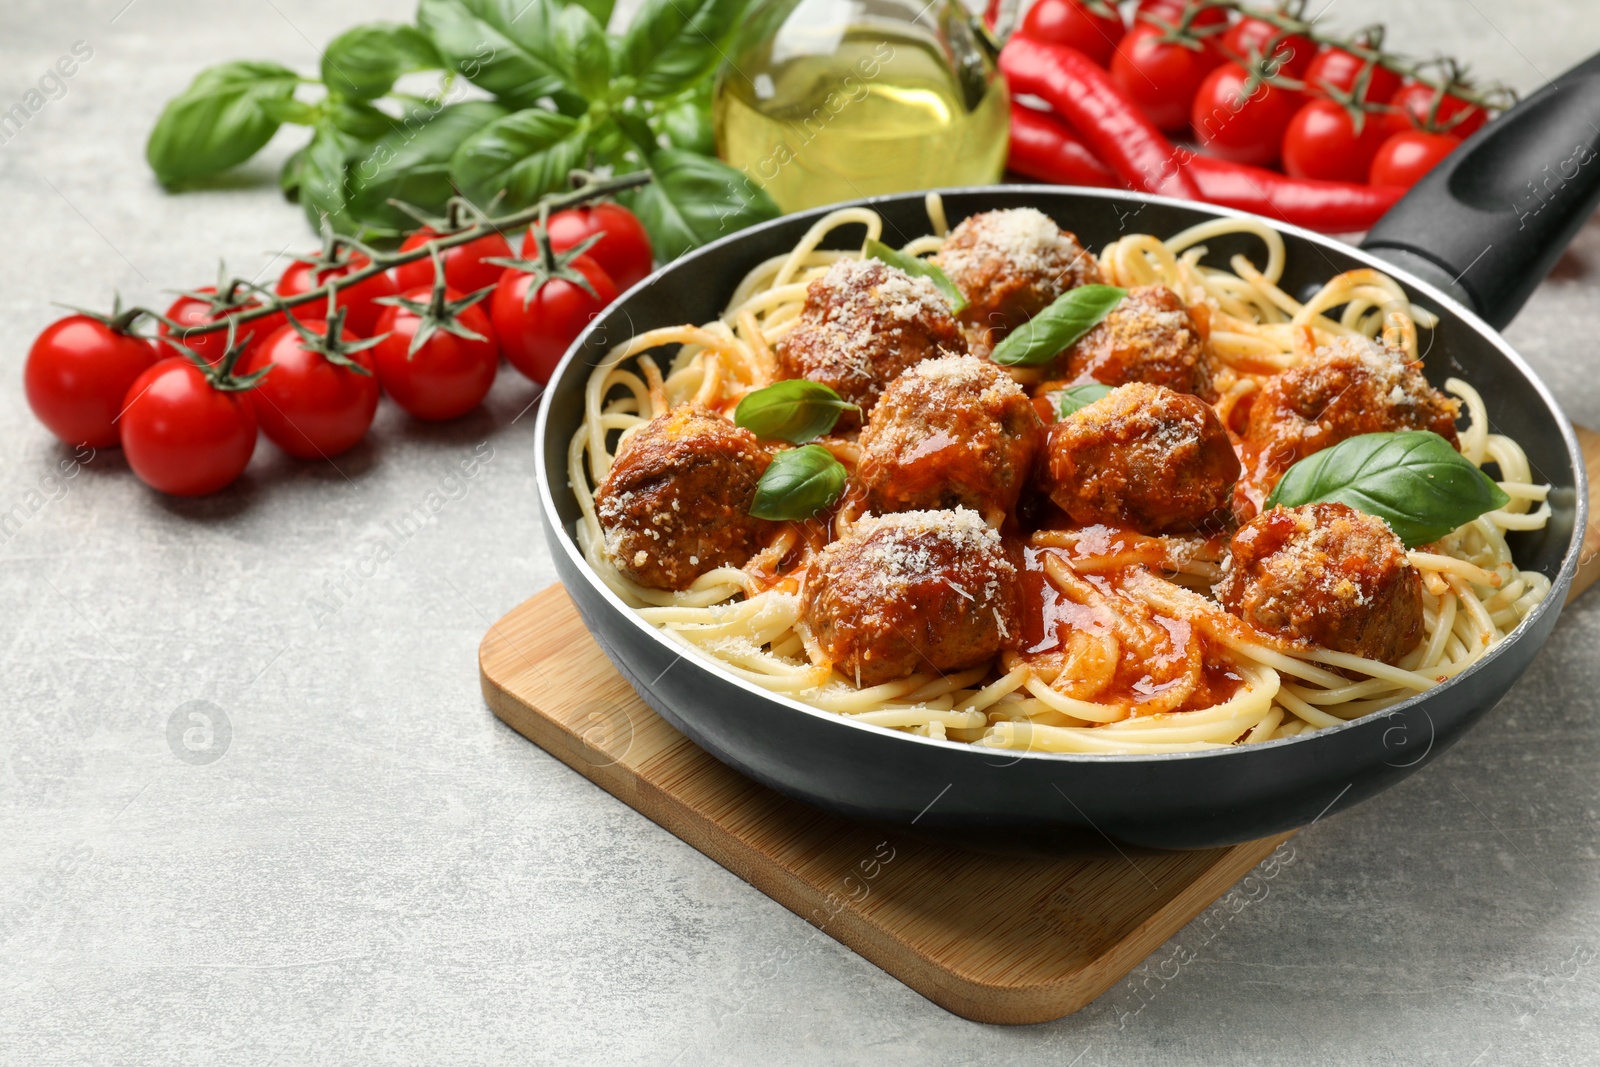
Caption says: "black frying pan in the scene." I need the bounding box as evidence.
[532,54,1598,850]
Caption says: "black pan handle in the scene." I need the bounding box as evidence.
[1361,50,1600,330]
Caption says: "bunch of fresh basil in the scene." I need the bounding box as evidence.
[144,0,780,259]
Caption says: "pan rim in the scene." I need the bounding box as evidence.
[534,184,1588,766]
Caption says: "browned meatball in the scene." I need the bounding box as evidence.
[1045,382,1240,534]
[1217,502,1424,664]
[934,208,1105,346]
[775,258,964,424]
[1058,284,1217,400]
[856,355,1044,521]
[802,508,1019,687]
[1237,337,1461,518]
[595,405,775,591]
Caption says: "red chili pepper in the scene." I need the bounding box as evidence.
[1008,104,1119,187]
[999,37,1202,201]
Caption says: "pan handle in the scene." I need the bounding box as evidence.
[1361,51,1600,330]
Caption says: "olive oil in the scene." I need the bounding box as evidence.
[713,22,1009,213]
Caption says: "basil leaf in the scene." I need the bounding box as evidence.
[327,99,402,140]
[146,60,300,185]
[297,122,369,235]
[750,445,849,521]
[1263,430,1511,548]
[553,5,611,101]
[619,0,748,99]
[450,109,589,210]
[989,285,1127,367]
[1051,383,1114,418]
[322,22,441,100]
[417,0,570,108]
[571,0,617,28]
[735,381,859,443]
[279,144,308,202]
[653,96,715,154]
[863,238,967,314]
[348,101,508,230]
[620,148,780,261]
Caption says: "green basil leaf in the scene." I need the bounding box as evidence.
[449,108,589,210]
[416,0,570,107]
[619,0,748,99]
[279,144,309,202]
[653,97,715,154]
[348,100,508,230]
[1050,383,1114,418]
[553,5,611,101]
[989,284,1127,367]
[146,60,300,185]
[750,444,849,521]
[863,237,967,314]
[1263,430,1511,548]
[620,148,780,261]
[327,99,403,140]
[735,380,859,443]
[571,0,617,28]
[322,22,442,100]
[297,122,368,235]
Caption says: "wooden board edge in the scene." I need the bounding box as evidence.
[1573,425,1600,603]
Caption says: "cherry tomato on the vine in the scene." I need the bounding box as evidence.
[243,319,381,459]
[1282,97,1390,183]
[1019,0,1126,69]
[1221,13,1314,79]
[119,357,259,496]
[1303,45,1401,104]
[390,228,513,296]
[1191,62,1301,167]
[1369,129,1462,188]
[1384,79,1490,138]
[372,288,500,422]
[159,288,283,366]
[1111,22,1224,133]
[25,315,161,449]
[1133,0,1228,34]
[276,252,398,337]
[492,256,619,386]
[527,203,653,292]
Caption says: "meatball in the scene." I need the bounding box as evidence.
[1057,284,1217,400]
[1045,382,1240,534]
[1237,337,1461,517]
[802,508,1019,687]
[595,405,775,591]
[856,355,1044,521]
[934,208,1105,346]
[1217,502,1424,664]
[775,258,965,424]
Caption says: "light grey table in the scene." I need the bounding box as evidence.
[2,2,1598,1063]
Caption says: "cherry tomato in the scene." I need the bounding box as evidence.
[276,252,398,337]
[1384,79,1489,138]
[1303,45,1401,104]
[1134,0,1228,34]
[24,316,161,449]
[243,322,380,459]
[491,257,619,386]
[1111,22,1223,133]
[372,289,500,421]
[1221,14,1314,79]
[525,203,653,291]
[390,228,513,296]
[1369,130,1462,188]
[1191,62,1301,167]
[1282,98,1390,183]
[119,358,257,496]
[1019,0,1126,68]
[159,289,285,366]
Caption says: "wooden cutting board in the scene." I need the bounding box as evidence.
[479,426,1598,1025]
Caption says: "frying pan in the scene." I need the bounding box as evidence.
[532,53,1598,850]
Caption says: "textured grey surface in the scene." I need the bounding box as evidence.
[2,1,1599,1064]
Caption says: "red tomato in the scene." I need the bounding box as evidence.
[243,321,380,459]
[119,358,258,496]
[159,288,285,366]
[276,252,398,337]
[372,289,500,421]
[525,203,653,291]
[1221,14,1314,79]
[390,228,513,296]
[491,257,619,386]
[1303,45,1401,104]
[1191,62,1301,167]
[24,316,161,449]
[1111,23,1222,133]
[1282,98,1390,183]
[1369,130,1462,188]
[1384,79,1489,138]
[1134,0,1228,33]
[1019,0,1126,68]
